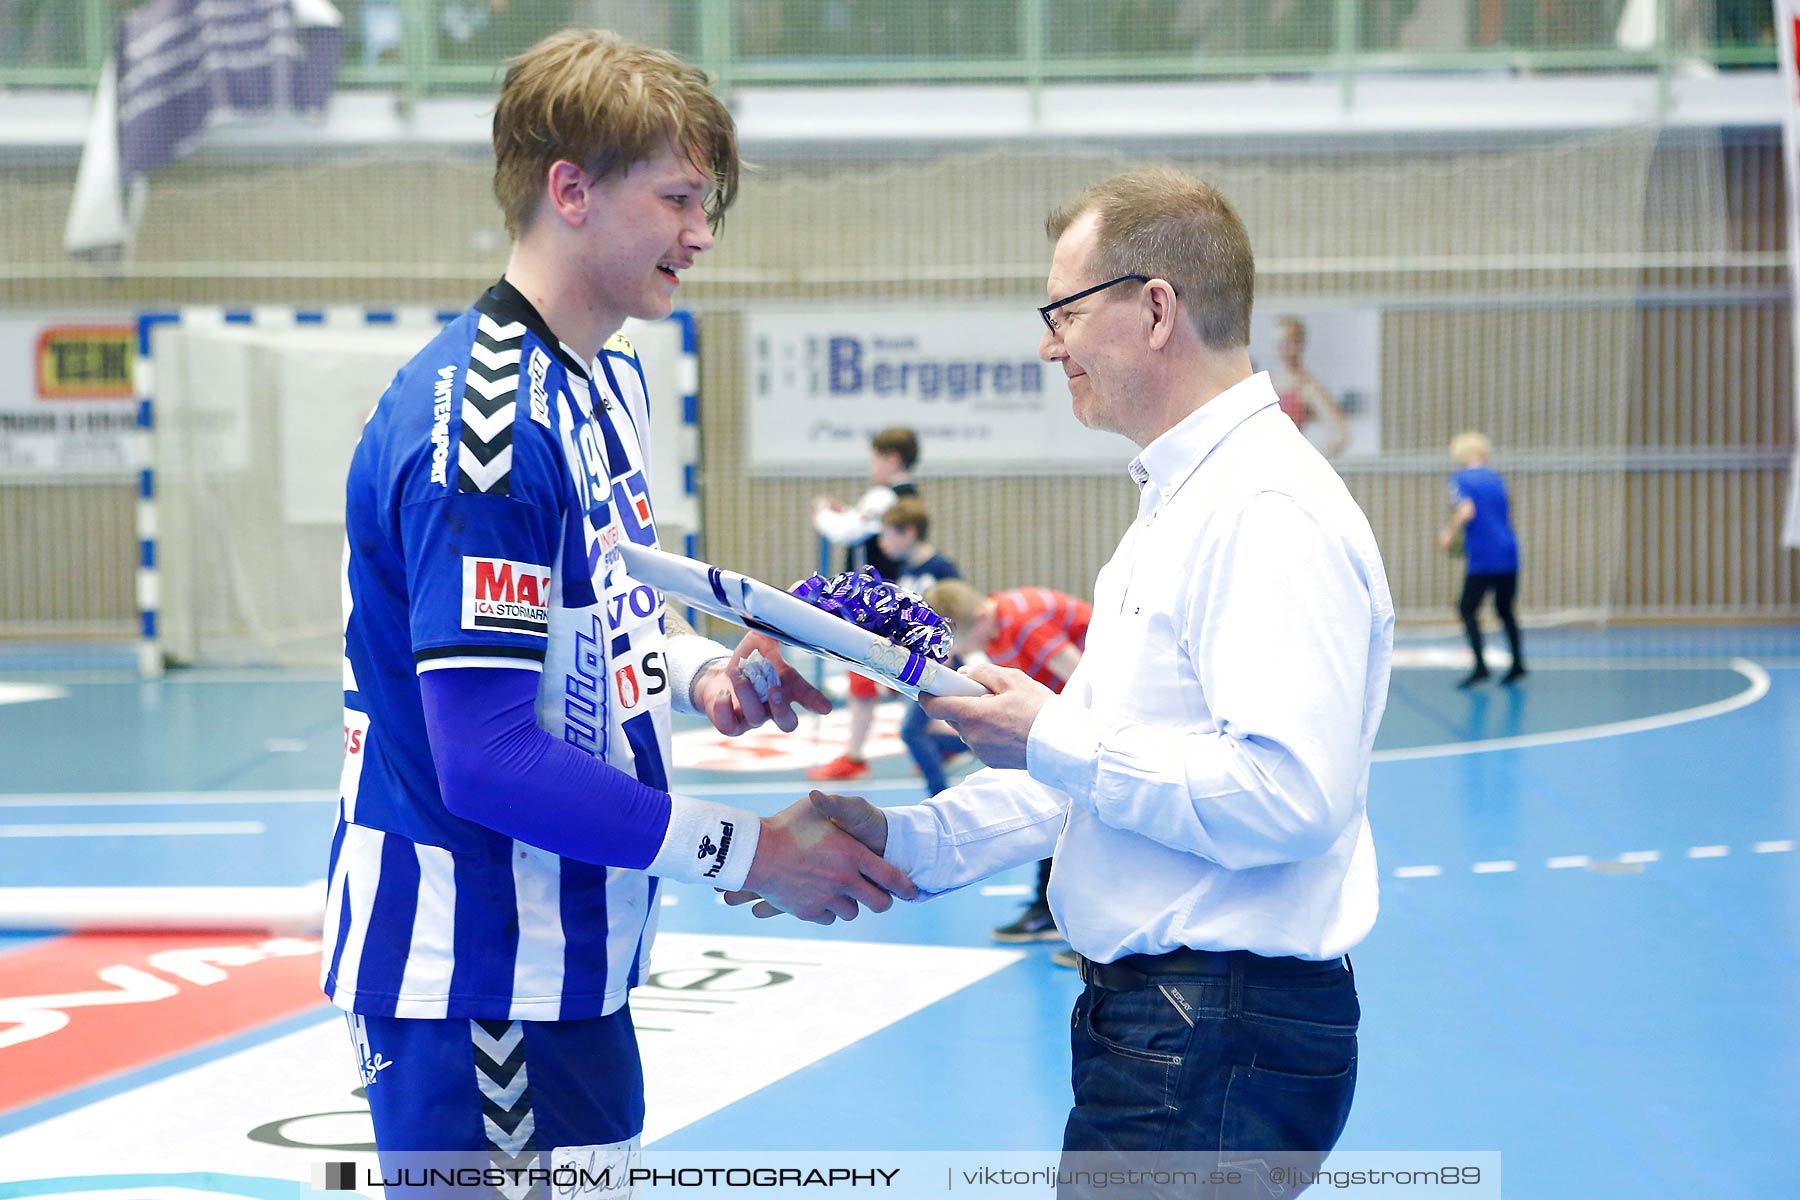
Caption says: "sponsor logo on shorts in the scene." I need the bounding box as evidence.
[347,1012,393,1088]
[700,820,735,879]
[461,555,552,636]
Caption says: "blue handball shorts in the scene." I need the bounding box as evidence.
[348,1006,644,1194]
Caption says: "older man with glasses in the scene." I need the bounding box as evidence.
[743,167,1396,1193]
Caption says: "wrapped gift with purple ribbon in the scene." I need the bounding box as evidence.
[788,567,956,664]
[615,546,983,699]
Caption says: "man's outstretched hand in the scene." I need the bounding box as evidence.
[723,791,902,923]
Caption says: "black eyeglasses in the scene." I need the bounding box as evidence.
[1038,274,1154,334]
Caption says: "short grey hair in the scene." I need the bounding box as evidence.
[1047,167,1255,350]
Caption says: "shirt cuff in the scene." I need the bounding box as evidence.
[645,794,761,891]
[664,634,734,716]
[1027,694,1101,803]
[878,803,945,902]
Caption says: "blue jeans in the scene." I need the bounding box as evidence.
[1060,955,1358,1198]
[899,700,965,795]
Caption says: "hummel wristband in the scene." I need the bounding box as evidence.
[646,794,761,891]
[666,634,733,715]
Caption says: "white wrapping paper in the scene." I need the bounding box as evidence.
[620,544,986,699]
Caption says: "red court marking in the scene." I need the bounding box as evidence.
[0,932,326,1113]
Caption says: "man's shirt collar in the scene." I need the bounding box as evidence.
[1128,371,1279,499]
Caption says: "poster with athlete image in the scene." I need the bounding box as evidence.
[1247,307,1381,460]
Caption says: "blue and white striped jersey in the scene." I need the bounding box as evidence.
[324,281,685,1021]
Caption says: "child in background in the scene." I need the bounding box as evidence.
[808,427,920,781]
[1439,430,1526,688]
[924,580,1092,945]
[876,500,967,796]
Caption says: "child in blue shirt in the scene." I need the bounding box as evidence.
[1440,431,1526,687]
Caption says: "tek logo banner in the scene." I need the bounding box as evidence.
[313,1162,357,1191]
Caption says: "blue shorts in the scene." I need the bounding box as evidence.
[348,1006,644,1156]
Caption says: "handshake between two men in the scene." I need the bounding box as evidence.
[694,631,1057,926]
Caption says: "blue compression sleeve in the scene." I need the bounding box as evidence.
[419,666,672,868]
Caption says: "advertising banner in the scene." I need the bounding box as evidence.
[0,315,139,475]
[745,309,1127,475]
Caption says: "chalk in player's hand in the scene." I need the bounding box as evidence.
[740,649,781,702]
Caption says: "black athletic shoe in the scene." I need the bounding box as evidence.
[1502,664,1528,684]
[1457,667,1491,689]
[992,901,1061,943]
[1049,946,1080,969]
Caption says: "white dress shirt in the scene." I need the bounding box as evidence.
[883,372,1394,962]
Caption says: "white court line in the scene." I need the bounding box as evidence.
[6,658,1779,808]
[1374,657,1770,763]
[0,668,340,686]
[1391,651,1768,671]
[978,884,1034,897]
[1383,844,1790,880]
[0,683,67,706]
[688,657,1778,780]
[0,820,266,838]
[0,881,325,931]
[0,790,334,807]
[3,781,935,806]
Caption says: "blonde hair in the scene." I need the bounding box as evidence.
[1046,167,1255,351]
[1450,431,1492,466]
[492,30,740,239]
[923,579,984,627]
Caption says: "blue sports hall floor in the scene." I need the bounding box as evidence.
[0,625,1795,1199]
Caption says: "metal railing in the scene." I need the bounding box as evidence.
[0,0,1778,102]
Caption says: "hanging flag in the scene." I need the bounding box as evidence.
[1778,0,1800,548]
[64,0,344,260]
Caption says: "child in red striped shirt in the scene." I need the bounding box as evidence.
[924,580,1091,944]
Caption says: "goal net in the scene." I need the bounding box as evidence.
[146,308,697,669]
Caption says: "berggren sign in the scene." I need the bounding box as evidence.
[746,310,1127,475]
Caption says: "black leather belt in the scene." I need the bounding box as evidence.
[1078,947,1346,990]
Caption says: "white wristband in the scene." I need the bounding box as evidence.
[665,634,734,715]
[646,794,761,891]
